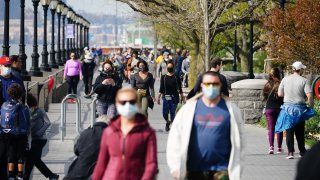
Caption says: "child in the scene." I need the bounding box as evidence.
[0,83,30,179]
[24,93,59,180]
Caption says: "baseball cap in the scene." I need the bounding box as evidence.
[292,61,306,70]
[0,56,12,66]
[163,51,169,56]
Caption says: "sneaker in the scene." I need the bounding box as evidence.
[268,146,274,154]
[8,177,15,180]
[286,152,294,159]
[165,122,170,132]
[49,173,59,180]
[277,148,283,154]
[16,176,23,180]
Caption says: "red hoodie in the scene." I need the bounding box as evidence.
[92,114,158,180]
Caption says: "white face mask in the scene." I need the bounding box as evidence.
[117,102,138,119]
[1,66,11,76]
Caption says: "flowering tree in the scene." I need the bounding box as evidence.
[265,0,320,73]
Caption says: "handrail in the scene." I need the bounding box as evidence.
[60,94,81,142]
[91,97,98,127]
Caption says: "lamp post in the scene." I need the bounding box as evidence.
[2,0,10,56]
[19,0,30,80]
[79,17,83,54]
[49,0,59,69]
[248,20,255,79]
[61,4,68,63]
[40,0,51,72]
[76,16,80,56]
[66,8,74,59]
[233,15,237,72]
[83,22,87,48]
[29,0,43,77]
[72,13,76,53]
[86,21,90,48]
[56,1,64,66]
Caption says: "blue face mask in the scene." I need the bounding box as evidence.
[1,66,11,76]
[117,102,138,119]
[202,85,220,100]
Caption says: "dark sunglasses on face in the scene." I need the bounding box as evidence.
[118,99,137,105]
[202,82,220,87]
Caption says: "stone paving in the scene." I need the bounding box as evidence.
[30,75,301,180]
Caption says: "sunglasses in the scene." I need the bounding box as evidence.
[118,100,137,105]
[202,82,220,87]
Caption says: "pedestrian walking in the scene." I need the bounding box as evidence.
[276,61,316,159]
[127,50,141,86]
[262,67,284,154]
[64,115,109,180]
[167,71,244,180]
[64,52,83,103]
[158,51,170,77]
[157,60,184,131]
[82,52,96,98]
[147,51,157,83]
[24,93,59,180]
[0,84,30,180]
[132,60,155,117]
[181,55,190,88]
[187,58,229,99]
[92,87,158,180]
[93,60,122,118]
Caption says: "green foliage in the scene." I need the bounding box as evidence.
[305,99,320,138]
[258,115,267,129]
[253,50,267,73]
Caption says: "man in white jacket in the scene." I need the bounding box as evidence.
[167,71,244,180]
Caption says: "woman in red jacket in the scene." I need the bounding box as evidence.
[92,87,158,180]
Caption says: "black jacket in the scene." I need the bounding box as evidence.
[296,141,320,180]
[93,71,122,103]
[64,122,108,180]
[82,61,96,76]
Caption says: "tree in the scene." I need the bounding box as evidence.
[265,0,320,73]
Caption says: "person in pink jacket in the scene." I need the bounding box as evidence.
[64,52,83,103]
[92,87,158,180]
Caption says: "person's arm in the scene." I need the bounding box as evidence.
[157,76,164,104]
[307,92,314,108]
[92,130,110,180]
[141,130,158,180]
[63,61,68,79]
[78,61,83,80]
[34,109,51,137]
[278,80,284,97]
[193,75,202,93]
[181,61,187,74]
[220,75,229,97]
[305,80,314,107]
[149,74,155,99]
[93,76,110,94]
[132,74,137,88]
[177,76,184,102]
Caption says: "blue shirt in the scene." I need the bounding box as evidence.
[187,98,231,171]
[0,74,25,102]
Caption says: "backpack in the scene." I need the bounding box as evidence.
[1,100,28,135]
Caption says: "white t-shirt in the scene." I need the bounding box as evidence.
[279,74,312,104]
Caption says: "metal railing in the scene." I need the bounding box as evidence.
[60,94,81,142]
[91,97,98,127]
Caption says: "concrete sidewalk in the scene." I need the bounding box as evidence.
[31,77,300,180]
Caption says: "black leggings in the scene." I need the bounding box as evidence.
[66,75,80,94]
[286,121,306,155]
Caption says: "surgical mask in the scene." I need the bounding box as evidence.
[117,102,138,119]
[139,67,146,72]
[202,85,220,100]
[167,67,174,73]
[1,66,11,76]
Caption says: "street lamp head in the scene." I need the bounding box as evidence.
[50,0,59,10]
[56,2,64,13]
[62,4,69,16]
[67,8,74,18]
[40,0,51,6]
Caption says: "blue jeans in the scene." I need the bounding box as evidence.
[96,101,117,119]
[162,98,178,122]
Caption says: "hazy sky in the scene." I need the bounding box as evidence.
[26,0,133,16]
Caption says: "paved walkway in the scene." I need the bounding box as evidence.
[30,75,300,180]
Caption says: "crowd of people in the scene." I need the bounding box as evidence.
[0,45,318,180]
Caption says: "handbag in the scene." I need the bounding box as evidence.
[137,89,147,97]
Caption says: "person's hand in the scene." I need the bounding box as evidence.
[181,95,186,104]
[152,97,156,102]
[102,79,109,85]
[109,79,115,86]
[156,77,160,81]
[80,76,83,81]
[171,170,180,180]
[157,98,161,105]
[63,76,66,80]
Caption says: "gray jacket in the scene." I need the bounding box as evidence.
[30,108,51,139]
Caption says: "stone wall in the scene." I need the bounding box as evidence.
[231,79,267,124]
